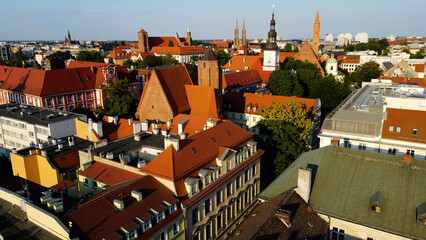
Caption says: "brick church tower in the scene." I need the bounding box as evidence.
[198,48,223,114]
[138,29,149,53]
[312,11,320,56]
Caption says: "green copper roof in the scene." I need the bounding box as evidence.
[259,146,426,239]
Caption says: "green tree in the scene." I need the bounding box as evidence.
[190,55,200,62]
[72,106,99,121]
[411,49,425,59]
[122,59,134,69]
[346,61,383,86]
[161,53,178,66]
[168,40,174,47]
[310,75,351,114]
[141,55,163,68]
[113,41,119,48]
[268,69,304,97]
[102,78,138,118]
[215,50,231,66]
[76,51,103,62]
[281,43,293,52]
[7,52,26,67]
[258,99,312,175]
[382,48,390,56]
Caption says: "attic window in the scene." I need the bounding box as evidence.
[370,191,384,214]
[412,128,418,135]
[416,202,426,225]
[210,137,216,143]
[396,127,401,133]
[191,148,197,154]
[226,131,231,136]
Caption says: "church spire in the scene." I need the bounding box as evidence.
[234,17,240,48]
[312,11,321,56]
[265,6,278,50]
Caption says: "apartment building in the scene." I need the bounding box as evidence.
[0,103,86,156]
[319,80,426,159]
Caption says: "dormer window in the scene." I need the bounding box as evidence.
[156,211,165,222]
[416,202,426,225]
[142,219,152,232]
[370,191,384,214]
[388,126,394,132]
[170,202,178,214]
[191,184,197,195]
[247,105,251,112]
[412,128,418,135]
[396,127,401,133]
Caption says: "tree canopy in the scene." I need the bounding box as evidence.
[345,61,383,86]
[102,78,138,118]
[344,39,389,55]
[215,50,231,66]
[161,53,179,66]
[76,51,104,62]
[268,69,304,97]
[257,99,312,177]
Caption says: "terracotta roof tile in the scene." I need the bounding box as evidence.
[158,114,223,137]
[381,108,426,144]
[293,41,325,76]
[185,85,219,118]
[222,69,262,90]
[390,76,426,87]
[67,61,109,69]
[101,116,137,141]
[150,46,205,55]
[78,161,141,185]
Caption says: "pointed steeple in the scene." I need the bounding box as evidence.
[242,17,247,51]
[265,6,278,50]
[243,17,246,30]
[187,23,190,33]
[186,23,192,46]
[312,11,321,56]
[263,6,280,71]
[234,17,240,48]
[236,17,239,29]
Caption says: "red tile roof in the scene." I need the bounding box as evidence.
[390,76,426,87]
[101,116,137,141]
[51,151,81,172]
[67,60,109,69]
[150,46,205,55]
[148,37,185,48]
[185,85,219,119]
[222,69,262,90]
[68,175,179,240]
[293,41,325,76]
[140,121,253,198]
[223,91,317,117]
[78,161,141,185]
[51,180,77,191]
[381,108,426,144]
[158,114,223,137]
[411,64,425,73]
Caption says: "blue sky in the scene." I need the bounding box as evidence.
[1,0,425,41]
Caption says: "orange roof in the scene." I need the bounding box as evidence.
[185,85,219,119]
[293,41,325,76]
[158,114,223,137]
[223,91,317,117]
[52,151,81,172]
[211,40,233,48]
[138,28,147,33]
[248,45,261,49]
[411,64,425,73]
[390,76,426,87]
[381,108,426,144]
[78,161,141,185]
[140,121,253,197]
[51,180,77,191]
[67,60,109,69]
[101,116,137,141]
[342,55,360,64]
[148,37,185,48]
[223,69,262,90]
[150,46,205,55]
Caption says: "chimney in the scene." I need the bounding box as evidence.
[402,154,412,163]
[134,134,141,141]
[128,118,133,126]
[179,132,187,139]
[113,116,118,125]
[296,167,312,203]
[203,124,207,130]
[68,136,75,146]
[113,199,124,211]
[119,153,125,165]
[162,129,168,136]
[131,190,143,202]
[178,118,189,134]
[206,118,216,129]
[57,144,63,151]
[167,118,172,128]
[276,209,291,228]
[164,137,179,151]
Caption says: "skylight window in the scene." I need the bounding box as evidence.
[211,137,216,143]
[412,128,418,135]
[191,148,197,154]
[226,131,231,136]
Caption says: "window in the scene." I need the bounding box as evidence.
[331,227,345,240]
[388,148,396,155]
[173,221,180,235]
[170,202,178,214]
[252,116,256,122]
[236,176,241,189]
[204,175,210,186]
[344,139,351,148]
[227,206,233,220]
[358,143,366,150]
[252,164,256,177]
[216,190,222,206]
[412,128,418,135]
[128,229,137,240]
[227,183,232,197]
[191,184,197,195]
[192,208,198,225]
[67,95,73,103]
[47,98,53,107]
[205,198,211,215]
[396,127,401,133]
[388,126,394,132]
[77,94,82,102]
[156,211,165,222]
[57,97,63,105]
[406,149,415,157]
[210,137,216,143]
[92,181,98,189]
[192,148,197,154]
[205,222,211,240]
[237,197,241,212]
[217,213,222,230]
[29,131,34,137]
[142,220,152,232]
[245,169,249,183]
[160,231,167,240]
[84,178,89,186]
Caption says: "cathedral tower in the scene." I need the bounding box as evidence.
[242,18,247,48]
[263,7,280,71]
[234,18,240,48]
[312,11,320,56]
[186,23,192,46]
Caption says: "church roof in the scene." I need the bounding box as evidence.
[294,41,325,76]
[202,48,218,61]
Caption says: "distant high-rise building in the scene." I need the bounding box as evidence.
[355,32,369,43]
[0,43,11,61]
[337,33,353,46]
[325,33,334,42]
[312,11,320,56]
[263,8,280,71]
[387,35,396,41]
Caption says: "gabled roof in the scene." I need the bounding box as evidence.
[384,59,418,77]
[68,175,180,240]
[150,46,205,55]
[148,37,184,48]
[229,189,328,240]
[222,69,262,90]
[381,108,426,144]
[78,161,141,185]
[185,85,219,119]
[293,41,325,76]
[101,116,137,141]
[140,121,253,197]
[66,61,109,69]
[157,114,223,137]
[390,76,426,87]
[223,91,317,117]
[260,146,426,239]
